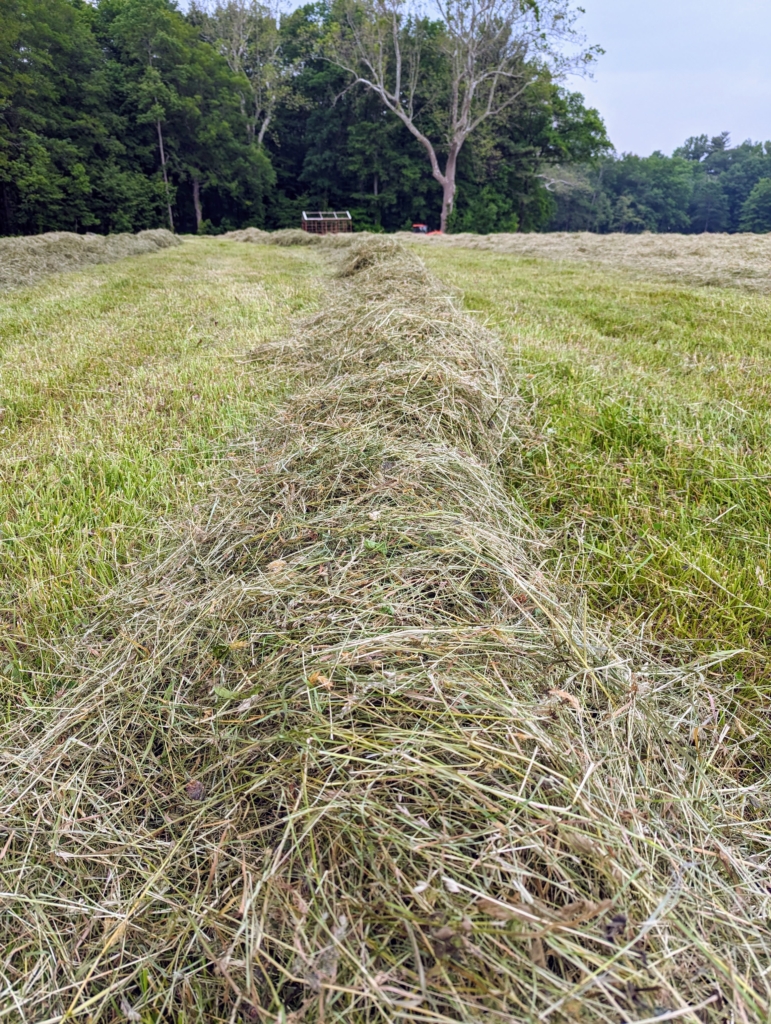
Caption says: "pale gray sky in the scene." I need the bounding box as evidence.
[571,0,771,155]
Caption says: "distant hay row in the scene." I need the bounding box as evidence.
[224,226,771,292]
[0,239,768,1022]
[409,230,771,292]
[0,229,180,290]
[221,226,361,247]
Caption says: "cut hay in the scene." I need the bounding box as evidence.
[1,239,769,1023]
[0,228,180,290]
[222,227,370,247]
[405,230,771,292]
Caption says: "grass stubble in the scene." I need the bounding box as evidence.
[0,238,768,1023]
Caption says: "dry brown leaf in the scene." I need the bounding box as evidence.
[549,688,582,711]
[555,898,613,926]
[563,831,604,857]
[308,671,333,689]
[184,780,206,801]
[530,936,546,968]
[267,559,287,573]
[476,897,541,922]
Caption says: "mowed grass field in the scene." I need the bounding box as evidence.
[3,235,770,698]
[422,246,771,686]
[0,239,323,687]
[2,235,770,1020]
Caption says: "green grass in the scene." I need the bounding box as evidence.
[0,238,324,682]
[422,248,771,680]
[5,236,771,694]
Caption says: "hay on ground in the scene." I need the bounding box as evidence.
[404,229,771,292]
[222,227,372,247]
[0,239,768,1023]
[0,228,180,290]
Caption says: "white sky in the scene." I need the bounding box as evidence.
[570,0,771,155]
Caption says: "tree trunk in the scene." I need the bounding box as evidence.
[156,118,174,232]
[439,149,459,233]
[1,184,12,234]
[192,177,203,232]
[256,113,271,148]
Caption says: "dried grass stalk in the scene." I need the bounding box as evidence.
[0,229,180,290]
[0,239,768,1023]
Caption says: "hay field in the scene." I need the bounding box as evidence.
[0,237,324,666]
[421,246,771,690]
[0,229,181,290]
[0,235,769,1023]
[413,231,771,293]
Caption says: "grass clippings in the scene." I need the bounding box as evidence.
[0,228,180,290]
[0,239,768,1023]
[222,227,368,247]
[408,230,771,293]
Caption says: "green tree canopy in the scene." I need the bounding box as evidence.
[740,178,771,233]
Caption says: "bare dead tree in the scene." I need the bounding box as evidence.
[328,0,600,232]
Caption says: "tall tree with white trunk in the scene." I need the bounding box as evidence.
[327,0,600,232]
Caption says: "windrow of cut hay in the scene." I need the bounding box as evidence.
[1,240,768,1023]
[221,227,366,247]
[0,229,180,290]
[406,230,771,292]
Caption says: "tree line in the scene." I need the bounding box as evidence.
[547,133,771,235]
[0,0,608,235]
[3,0,771,237]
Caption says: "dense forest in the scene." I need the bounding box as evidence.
[2,0,771,236]
[548,134,771,234]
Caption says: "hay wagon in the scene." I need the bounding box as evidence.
[301,210,353,234]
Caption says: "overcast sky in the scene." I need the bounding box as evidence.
[571,0,771,155]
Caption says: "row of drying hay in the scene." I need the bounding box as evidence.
[222,226,375,247]
[1,238,768,1023]
[0,228,180,290]
[404,229,771,292]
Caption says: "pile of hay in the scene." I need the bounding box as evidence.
[1,239,768,1022]
[406,230,771,292]
[222,227,368,247]
[0,228,180,290]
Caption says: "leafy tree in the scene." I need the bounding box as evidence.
[547,134,771,236]
[740,178,771,233]
[98,0,274,232]
[265,2,605,233]
[0,0,157,234]
[192,0,294,147]
[326,0,601,231]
